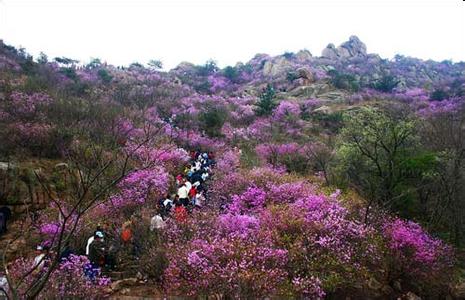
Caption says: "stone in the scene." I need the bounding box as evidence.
[321,43,339,59]
[405,292,421,300]
[295,49,312,62]
[451,281,465,299]
[296,67,314,81]
[110,278,138,292]
[313,105,333,114]
[262,56,292,78]
[338,35,367,58]
[321,36,367,60]
[54,163,69,171]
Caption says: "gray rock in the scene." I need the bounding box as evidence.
[321,36,367,60]
[262,57,292,78]
[295,49,312,62]
[338,35,367,58]
[322,43,339,59]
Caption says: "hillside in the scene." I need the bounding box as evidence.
[0,36,464,299]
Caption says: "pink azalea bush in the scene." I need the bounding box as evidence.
[8,254,110,299]
[383,219,454,281]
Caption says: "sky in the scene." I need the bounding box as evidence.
[0,0,464,70]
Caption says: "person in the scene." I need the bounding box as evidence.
[33,245,47,272]
[121,221,133,243]
[150,214,166,231]
[188,184,197,200]
[0,207,11,235]
[86,227,104,256]
[0,272,8,298]
[88,231,106,268]
[0,213,5,236]
[201,172,209,182]
[176,174,184,186]
[194,191,205,208]
[163,195,174,216]
[208,151,215,160]
[177,183,189,207]
[174,200,188,223]
[184,180,192,193]
[190,150,196,161]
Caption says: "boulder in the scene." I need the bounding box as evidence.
[338,35,367,58]
[297,67,314,81]
[262,57,292,78]
[322,43,339,59]
[295,49,312,62]
[321,36,367,60]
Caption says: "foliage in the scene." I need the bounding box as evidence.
[255,84,277,116]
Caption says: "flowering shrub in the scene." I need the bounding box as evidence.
[164,224,289,298]
[105,166,170,211]
[272,100,301,122]
[383,219,454,277]
[228,186,267,214]
[9,255,110,299]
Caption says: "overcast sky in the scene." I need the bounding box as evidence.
[0,0,464,69]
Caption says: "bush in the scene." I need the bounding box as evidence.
[430,88,448,101]
[328,70,360,92]
[255,84,277,116]
[199,105,228,137]
[372,74,400,93]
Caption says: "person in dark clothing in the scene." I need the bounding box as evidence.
[88,232,106,268]
[0,207,11,235]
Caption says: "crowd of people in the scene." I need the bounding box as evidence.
[152,150,215,227]
[28,150,216,283]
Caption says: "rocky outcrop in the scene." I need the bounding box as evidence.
[321,36,367,60]
[321,43,339,60]
[339,35,367,58]
[295,49,313,62]
[262,56,293,78]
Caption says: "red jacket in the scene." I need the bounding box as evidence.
[174,206,188,223]
[188,187,197,198]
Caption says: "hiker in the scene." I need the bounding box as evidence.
[86,227,104,256]
[201,171,209,182]
[174,200,188,223]
[177,182,189,207]
[176,174,184,186]
[121,221,133,244]
[194,191,205,208]
[189,183,197,200]
[0,272,8,298]
[88,231,106,268]
[0,206,11,235]
[33,245,48,272]
[150,214,166,231]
